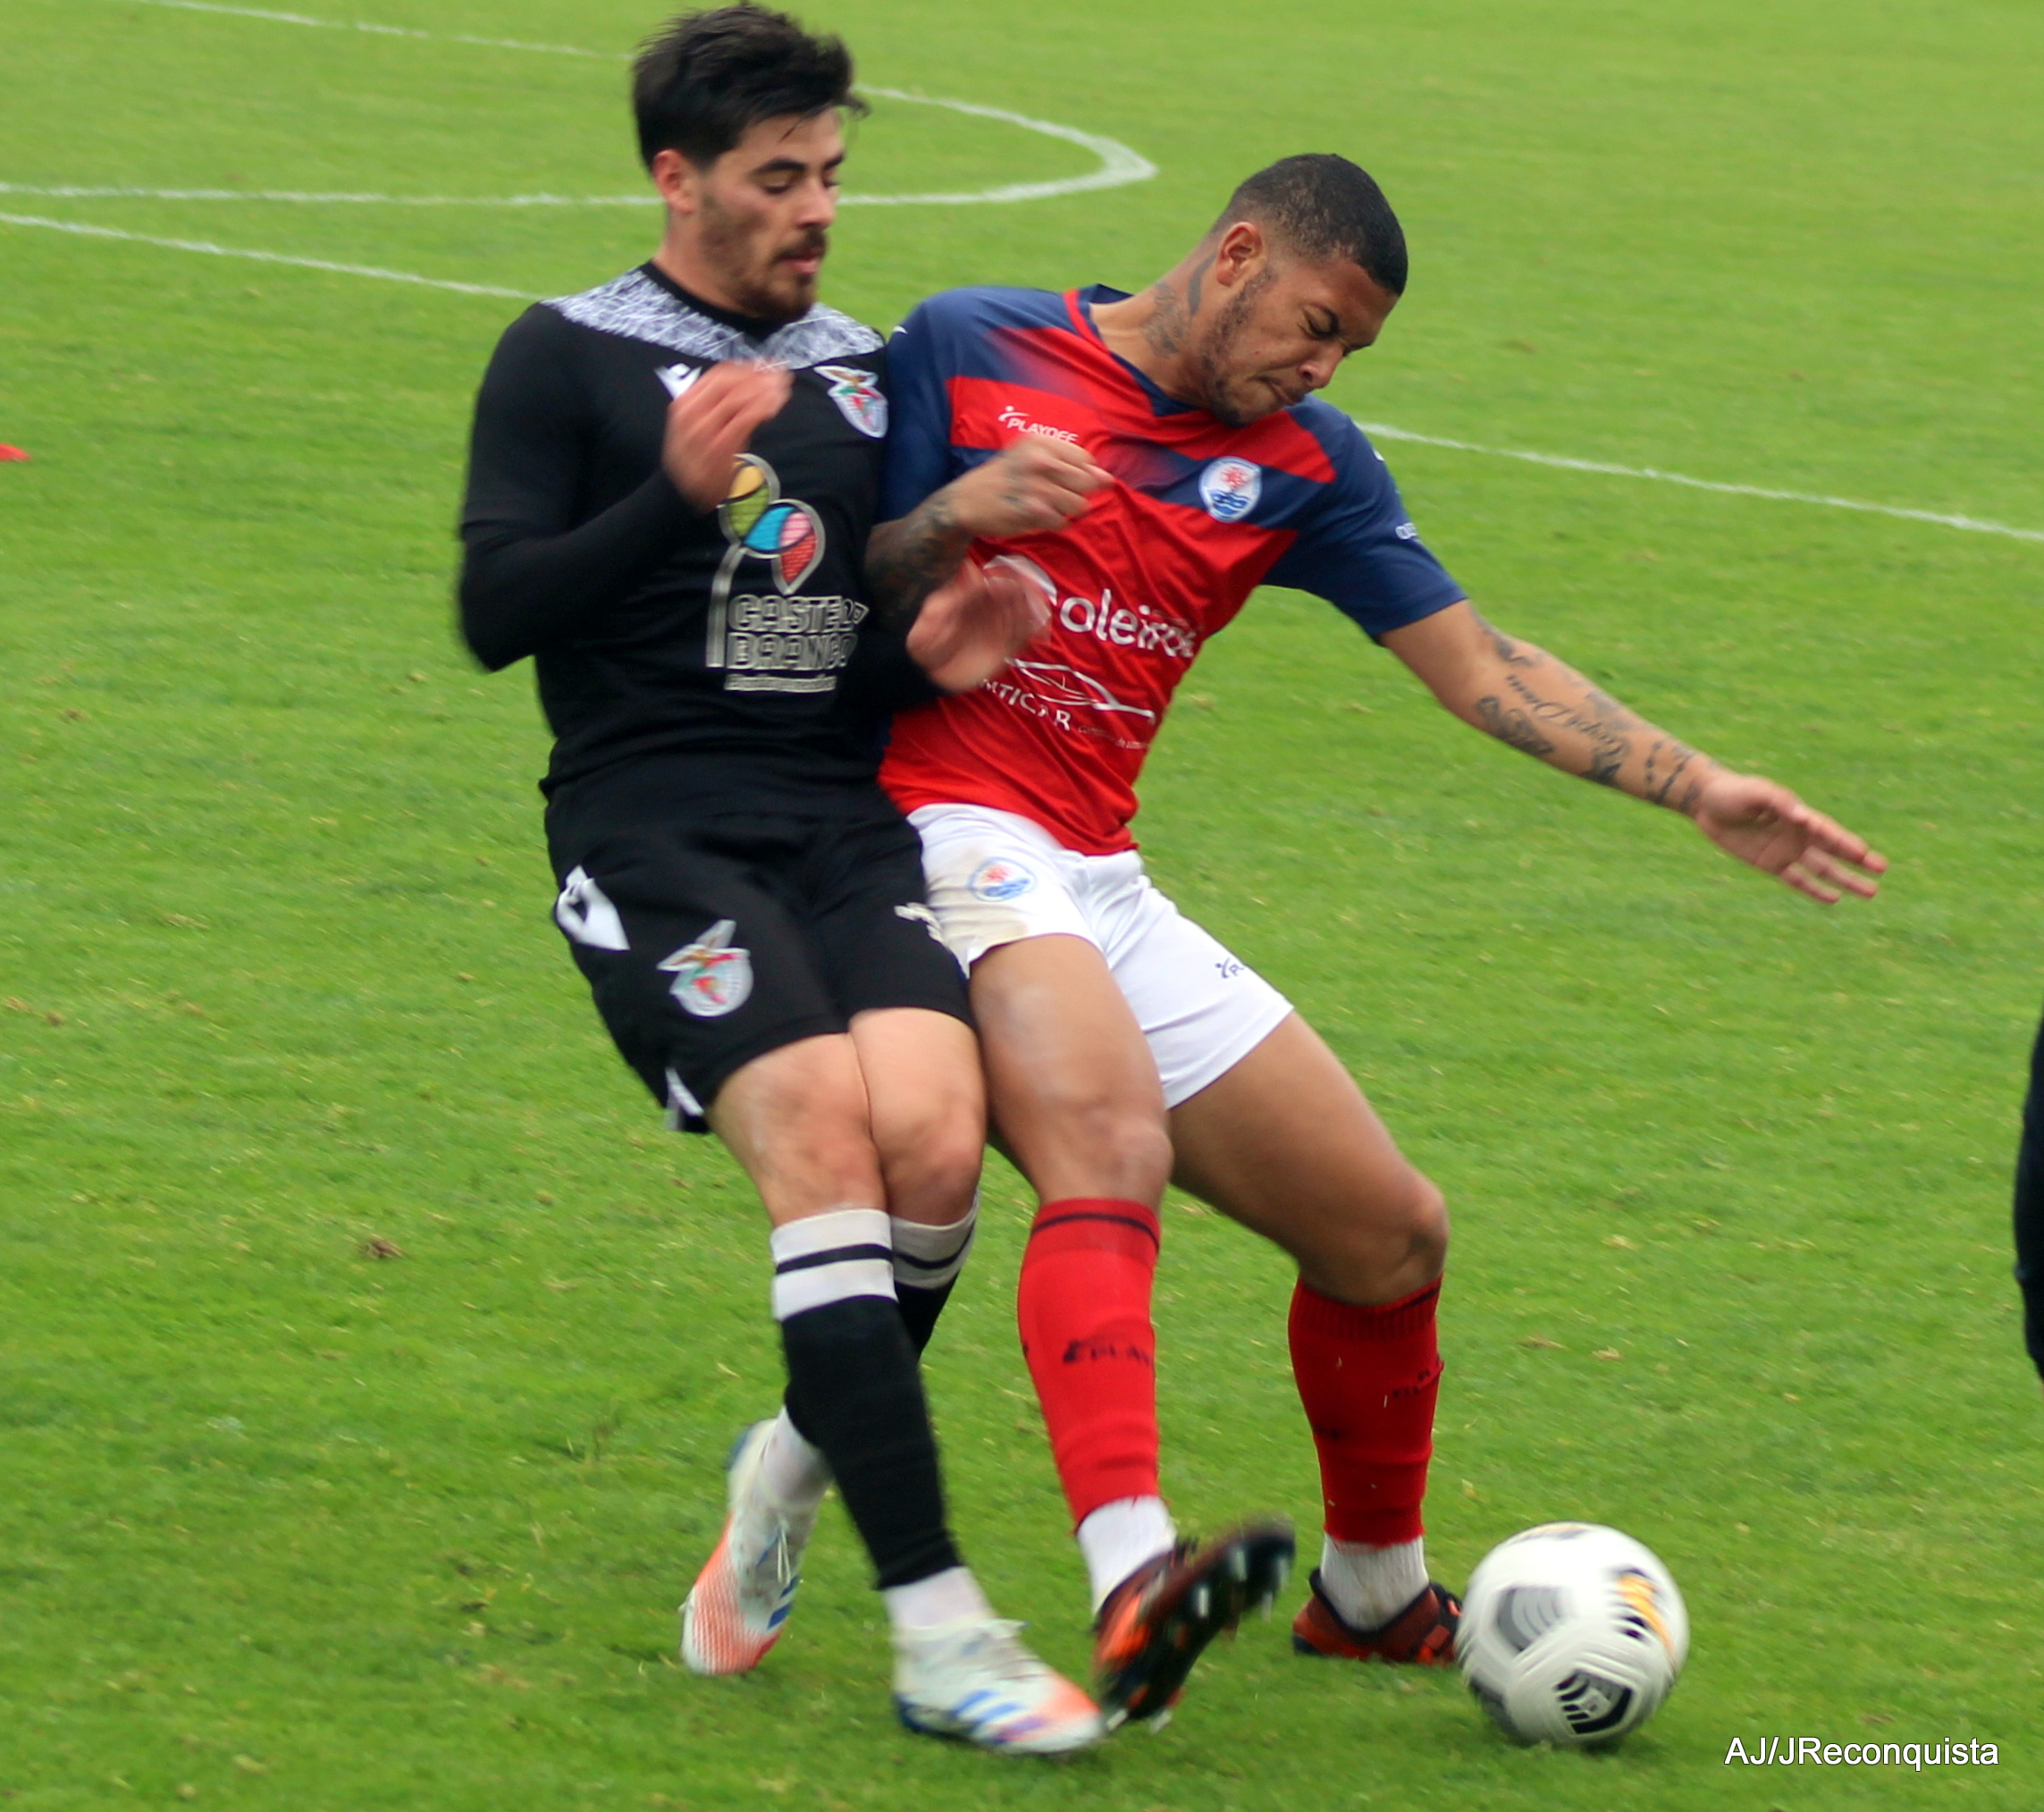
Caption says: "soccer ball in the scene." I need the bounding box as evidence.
[1458,1522,1689,1747]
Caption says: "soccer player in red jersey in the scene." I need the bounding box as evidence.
[865,154,1888,1727]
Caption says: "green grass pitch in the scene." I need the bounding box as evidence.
[3,0,2041,1806]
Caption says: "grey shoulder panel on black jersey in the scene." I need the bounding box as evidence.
[545,268,883,367]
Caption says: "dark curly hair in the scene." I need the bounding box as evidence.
[1215,154,1408,295]
[632,4,866,171]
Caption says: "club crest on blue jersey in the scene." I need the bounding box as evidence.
[816,365,887,438]
[967,857,1037,904]
[659,918,753,1017]
[1197,457,1262,522]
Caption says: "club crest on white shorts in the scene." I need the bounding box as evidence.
[659,918,753,1016]
[968,857,1038,903]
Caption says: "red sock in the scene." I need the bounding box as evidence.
[1288,1278,1442,1546]
[1016,1198,1162,1526]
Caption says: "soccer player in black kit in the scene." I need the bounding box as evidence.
[457,6,1102,1754]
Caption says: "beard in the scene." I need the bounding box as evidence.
[699,198,827,324]
[1191,270,1280,426]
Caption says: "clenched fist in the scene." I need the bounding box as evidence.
[661,361,794,512]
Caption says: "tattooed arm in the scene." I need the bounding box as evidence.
[1382,601,1886,903]
[1384,601,1715,806]
[866,434,1111,621]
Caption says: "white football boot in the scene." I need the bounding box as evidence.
[892,1616,1106,1756]
[680,1421,820,1675]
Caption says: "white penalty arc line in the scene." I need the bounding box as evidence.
[122,0,1157,206]
[853,88,1156,206]
[22,5,2031,545]
[1356,421,2044,545]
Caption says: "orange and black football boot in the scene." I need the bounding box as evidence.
[1092,1521,1294,1729]
[1291,1571,1460,1666]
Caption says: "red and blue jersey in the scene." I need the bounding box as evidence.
[879,283,1466,854]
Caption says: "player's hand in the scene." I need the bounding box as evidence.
[945,434,1112,539]
[661,361,793,512]
[1690,771,1888,904]
[906,555,1053,693]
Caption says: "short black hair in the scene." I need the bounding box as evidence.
[632,4,864,172]
[1215,154,1409,295]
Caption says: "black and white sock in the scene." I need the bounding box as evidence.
[891,1197,979,1354]
[771,1209,966,1596]
[758,1199,980,1508]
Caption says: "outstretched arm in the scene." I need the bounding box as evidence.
[1382,601,1887,904]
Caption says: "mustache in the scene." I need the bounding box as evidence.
[778,229,829,262]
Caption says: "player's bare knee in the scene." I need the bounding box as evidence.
[875,1109,984,1219]
[1403,1169,1450,1280]
[1303,1167,1447,1301]
[1085,1105,1173,1201]
[1007,1092,1171,1201]
[1349,1165,1446,1285]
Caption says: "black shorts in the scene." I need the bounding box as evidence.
[544,788,968,1130]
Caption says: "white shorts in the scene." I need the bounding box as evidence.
[909,802,1293,1108]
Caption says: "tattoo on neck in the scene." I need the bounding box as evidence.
[1143,278,1190,357]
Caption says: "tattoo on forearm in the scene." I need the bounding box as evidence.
[1582,685,1640,732]
[868,495,968,621]
[1501,670,1629,781]
[1643,737,1704,809]
[1476,645,1710,808]
[1476,695,1558,756]
[1469,607,1540,669]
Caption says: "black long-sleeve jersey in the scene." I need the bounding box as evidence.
[458,261,933,816]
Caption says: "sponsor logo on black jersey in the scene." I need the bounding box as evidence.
[704,456,867,695]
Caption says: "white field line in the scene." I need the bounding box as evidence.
[131,0,613,59]
[1356,421,2044,545]
[2,206,2032,543]
[122,0,1157,205]
[28,4,2033,544]
[0,212,526,297]
[854,88,1157,205]
[0,185,654,206]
